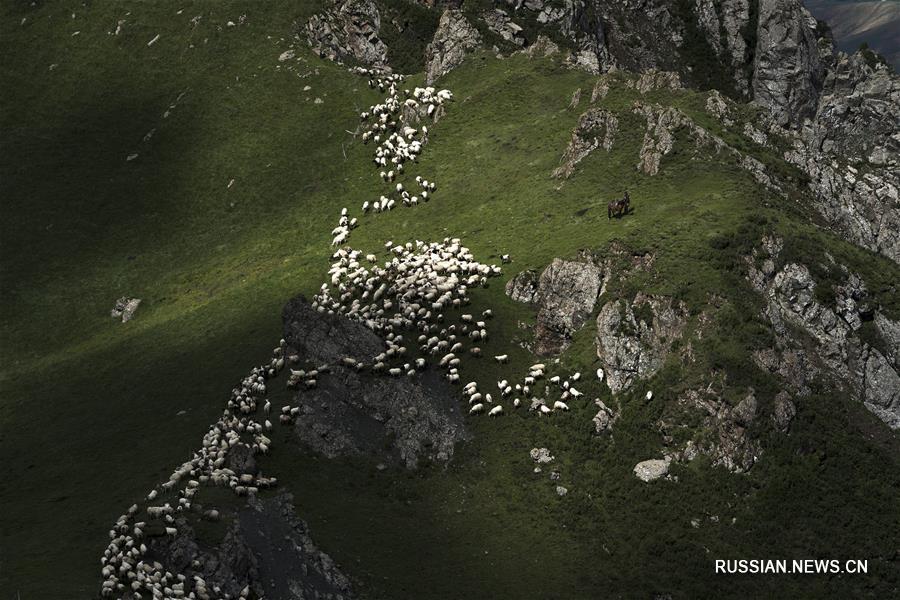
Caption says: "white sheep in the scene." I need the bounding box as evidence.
[489,405,503,417]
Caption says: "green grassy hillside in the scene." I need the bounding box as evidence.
[2,2,898,599]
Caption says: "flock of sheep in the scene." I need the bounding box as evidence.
[97,66,605,600]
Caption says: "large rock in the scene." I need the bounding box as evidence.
[633,458,671,482]
[424,10,482,84]
[506,258,603,355]
[595,294,689,393]
[751,0,825,126]
[305,0,388,67]
[282,295,468,468]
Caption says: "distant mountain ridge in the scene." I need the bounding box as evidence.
[805,0,900,69]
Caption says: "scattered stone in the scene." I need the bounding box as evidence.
[555,485,568,497]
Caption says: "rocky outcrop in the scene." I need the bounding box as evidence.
[751,0,825,126]
[663,388,764,473]
[595,293,689,394]
[592,398,617,434]
[305,0,388,67]
[282,295,469,467]
[424,10,482,84]
[552,108,619,178]
[506,258,603,355]
[747,237,900,429]
[149,493,353,599]
[482,9,525,46]
[625,69,682,94]
[505,269,540,304]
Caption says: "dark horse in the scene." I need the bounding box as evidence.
[607,191,631,219]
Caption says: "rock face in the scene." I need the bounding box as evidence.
[595,294,689,393]
[424,10,482,84]
[506,258,603,355]
[552,108,619,178]
[751,0,825,126]
[282,295,469,467]
[694,0,752,94]
[149,493,353,599]
[633,458,670,482]
[781,52,900,264]
[747,237,900,429]
[305,0,388,67]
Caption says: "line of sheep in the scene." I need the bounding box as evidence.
[97,66,463,600]
[97,63,624,599]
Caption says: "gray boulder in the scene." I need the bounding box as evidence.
[633,458,670,482]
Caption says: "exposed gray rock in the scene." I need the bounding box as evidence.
[521,34,559,58]
[111,296,141,322]
[555,485,569,496]
[482,9,525,46]
[752,0,825,126]
[282,295,469,467]
[505,269,540,304]
[746,238,900,429]
[625,69,682,94]
[424,10,482,84]
[666,387,763,473]
[592,398,616,434]
[552,108,618,178]
[530,447,554,464]
[772,391,797,433]
[633,458,670,482]
[779,51,900,263]
[531,258,604,354]
[595,293,689,393]
[305,0,388,67]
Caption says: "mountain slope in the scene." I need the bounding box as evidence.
[1,1,898,599]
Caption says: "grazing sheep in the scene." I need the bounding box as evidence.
[489,405,503,417]
[494,354,509,363]
[554,400,570,411]
[469,403,485,415]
